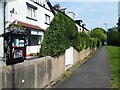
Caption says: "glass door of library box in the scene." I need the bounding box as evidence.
[12,35,26,63]
[2,32,27,65]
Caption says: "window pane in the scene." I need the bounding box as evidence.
[45,14,50,24]
[32,9,36,18]
[27,7,31,17]
[26,36,29,46]
[38,36,42,44]
[27,6,36,19]
[30,35,42,45]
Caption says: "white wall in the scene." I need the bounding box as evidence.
[67,12,75,20]
[6,0,54,29]
[6,0,54,55]
[76,24,82,32]
[27,45,41,55]
[0,2,4,57]
[65,47,73,70]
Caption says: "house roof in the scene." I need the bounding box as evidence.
[46,0,56,15]
[53,7,75,22]
[53,8,89,31]
[10,20,44,31]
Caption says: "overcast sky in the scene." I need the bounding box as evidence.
[51,1,118,30]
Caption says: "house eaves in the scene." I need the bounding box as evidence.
[10,20,45,31]
[46,0,56,15]
[53,7,75,22]
[52,6,89,31]
[75,20,89,31]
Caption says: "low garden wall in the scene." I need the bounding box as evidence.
[73,48,92,65]
[1,54,65,88]
[0,47,94,88]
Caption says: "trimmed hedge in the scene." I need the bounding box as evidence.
[97,38,102,48]
[39,12,78,57]
[39,13,102,57]
[73,32,91,52]
[73,33,84,52]
[90,38,102,48]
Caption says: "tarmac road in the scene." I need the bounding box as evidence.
[56,46,111,88]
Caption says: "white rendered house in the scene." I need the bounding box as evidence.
[53,4,89,33]
[0,0,54,57]
[0,2,4,57]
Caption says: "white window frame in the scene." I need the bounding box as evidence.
[45,14,50,25]
[27,6,36,19]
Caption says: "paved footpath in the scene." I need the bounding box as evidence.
[56,46,111,88]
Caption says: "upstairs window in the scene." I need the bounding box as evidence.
[45,14,50,25]
[26,2,37,20]
[27,6,36,19]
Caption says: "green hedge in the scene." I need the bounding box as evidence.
[90,38,102,48]
[73,32,91,52]
[39,12,78,57]
[39,13,102,57]
[73,33,83,52]
[97,38,102,48]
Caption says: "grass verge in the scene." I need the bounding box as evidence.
[107,46,119,88]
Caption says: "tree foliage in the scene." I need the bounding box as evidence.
[73,32,90,52]
[117,17,120,32]
[73,32,102,52]
[90,38,97,48]
[39,12,78,57]
[107,27,120,46]
[90,27,107,45]
[39,13,102,57]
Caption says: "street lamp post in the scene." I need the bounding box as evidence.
[104,23,107,31]
[104,23,107,46]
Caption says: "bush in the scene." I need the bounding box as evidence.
[107,27,120,46]
[90,27,107,45]
[39,12,78,57]
[40,13,102,57]
[73,33,84,52]
[90,38,98,48]
[73,32,91,52]
[97,38,102,48]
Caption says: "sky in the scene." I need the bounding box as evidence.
[51,1,118,31]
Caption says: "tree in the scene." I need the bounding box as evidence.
[117,17,120,32]
[90,27,107,45]
[107,27,120,46]
[39,12,78,57]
